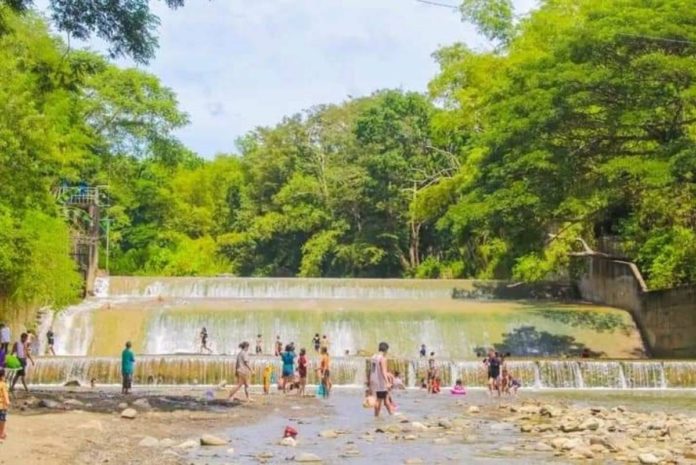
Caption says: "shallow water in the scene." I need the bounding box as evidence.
[190,388,696,465]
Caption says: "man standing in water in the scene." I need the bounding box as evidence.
[484,349,502,396]
[10,333,34,392]
[200,327,212,354]
[228,342,251,402]
[369,342,393,417]
[312,333,320,353]
[121,341,135,395]
[255,334,263,354]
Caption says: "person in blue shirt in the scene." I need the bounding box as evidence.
[280,345,296,393]
[121,341,135,395]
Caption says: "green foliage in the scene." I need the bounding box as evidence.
[459,0,515,45]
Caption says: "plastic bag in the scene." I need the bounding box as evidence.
[5,354,20,369]
[362,394,377,408]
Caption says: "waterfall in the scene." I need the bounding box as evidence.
[29,357,696,389]
[103,276,475,299]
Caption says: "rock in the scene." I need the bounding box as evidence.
[295,452,322,462]
[638,453,660,464]
[384,424,403,434]
[411,422,428,432]
[257,451,275,459]
[404,459,424,465]
[175,439,198,449]
[63,399,85,407]
[551,437,568,449]
[579,418,601,431]
[433,438,450,445]
[159,439,175,448]
[38,399,61,409]
[519,405,541,415]
[520,424,534,433]
[589,436,618,452]
[561,438,585,451]
[404,434,417,440]
[339,448,361,458]
[540,405,563,418]
[132,398,152,410]
[138,436,160,447]
[226,447,235,455]
[570,446,594,459]
[120,408,137,419]
[535,442,554,452]
[319,429,338,439]
[468,406,480,414]
[438,419,452,429]
[560,420,582,433]
[200,434,228,446]
[63,379,81,387]
[280,437,297,447]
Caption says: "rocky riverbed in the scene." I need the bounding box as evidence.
[2,387,696,465]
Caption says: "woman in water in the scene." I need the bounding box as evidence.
[228,341,251,402]
[369,342,393,417]
[319,347,331,398]
[297,348,308,396]
[280,344,296,393]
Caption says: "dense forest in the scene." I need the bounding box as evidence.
[2,0,696,314]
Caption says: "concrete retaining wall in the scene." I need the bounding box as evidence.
[572,254,696,358]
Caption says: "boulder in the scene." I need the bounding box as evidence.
[200,434,228,446]
[579,418,601,431]
[138,436,159,447]
[468,406,480,414]
[411,422,428,432]
[295,452,322,462]
[120,408,137,419]
[638,453,660,465]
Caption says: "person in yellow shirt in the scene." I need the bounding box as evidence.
[262,364,273,394]
[319,347,331,398]
[0,368,9,440]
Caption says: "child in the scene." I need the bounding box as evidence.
[451,378,466,395]
[392,371,405,390]
[262,364,273,395]
[431,377,441,394]
[501,368,521,396]
[0,368,9,440]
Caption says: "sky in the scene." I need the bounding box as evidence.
[61,0,538,157]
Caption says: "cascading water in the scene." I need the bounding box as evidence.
[32,275,685,389]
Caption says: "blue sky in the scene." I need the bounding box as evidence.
[63,0,538,157]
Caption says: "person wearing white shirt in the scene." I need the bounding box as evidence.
[0,323,9,352]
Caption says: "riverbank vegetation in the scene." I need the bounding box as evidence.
[1,0,696,313]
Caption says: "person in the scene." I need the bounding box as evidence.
[419,344,427,358]
[581,348,591,359]
[312,333,321,353]
[10,333,34,392]
[121,341,135,395]
[274,336,282,357]
[369,342,393,417]
[0,368,8,440]
[0,345,6,368]
[427,352,437,394]
[262,364,273,395]
[200,327,212,354]
[419,378,427,389]
[483,349,502,396]
[255,334,263,354]
[501,368,521,396]
[319,346,331,398]
[297,348,308,396]
[392,371,405,390]
[451,379,466,395]
[280,344,296,393]
[431,376,441,394]
[0,324,9,352]
[228,341,251,402]
[46,329,56,356]
[320,334,329,352]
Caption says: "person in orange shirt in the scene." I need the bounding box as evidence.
[319,347,331,398]
[0,368,10,440]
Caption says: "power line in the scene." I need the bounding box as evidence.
[414,0,459,10]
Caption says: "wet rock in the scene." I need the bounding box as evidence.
[175,439,198,449]
[117,402,128,410]
[438,419,452,429]
[520,424,533,433]
[138,436,159,447]
[63,398,85,407]
[551,437,568,449]
[120,408,137,419]
[38,399,61,409]
[200,434,228,446]
[467,406,480,414]
[638,453,660,464]
[295,452,322,462]
[540,405,563,418]
[519,405,541,415]
[63,379,81,387]
[132,398,152,410]
[404,459,424,464]
[561,438,585,451]
[570,446,594,459]
[404,434,417,440]
[339,448,360,458]
[226,447,235,455]
[280,437,297,447]
[319,429,338,439]
[579,418,601,431]
[257,451,274,459]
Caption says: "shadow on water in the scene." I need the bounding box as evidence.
[529,306,633,335]
[476,326,604,357]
